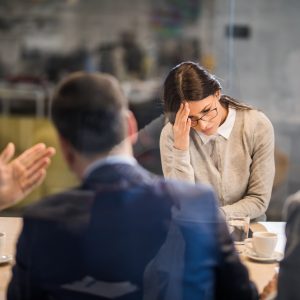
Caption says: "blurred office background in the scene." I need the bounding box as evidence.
[0,0,297,220]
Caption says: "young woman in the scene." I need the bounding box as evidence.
[160,61,275,220]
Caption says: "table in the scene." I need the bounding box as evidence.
[0,218,286,299]
[243,222,286,293]
[0,218,22,300]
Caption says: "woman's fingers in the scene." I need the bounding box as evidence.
[182,102,190,129]
[177,102,190,133]
[186,117,191,133]
[175,102,190,127]
[173,102,191,151]
[174,103,184,126]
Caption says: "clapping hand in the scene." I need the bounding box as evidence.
[0,143,55,210]
[173,102,191,151]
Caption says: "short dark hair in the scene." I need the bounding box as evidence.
[51,72,127,155]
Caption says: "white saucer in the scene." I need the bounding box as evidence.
[0,255,13,265]
[243,248,283,262]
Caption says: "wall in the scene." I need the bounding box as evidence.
[0,0,153,71]
[212,0,300,218]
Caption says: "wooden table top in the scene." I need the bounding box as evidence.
[241,222,286,293]
[0,217,22,300]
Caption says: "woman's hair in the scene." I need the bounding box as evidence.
[163,61,252,124]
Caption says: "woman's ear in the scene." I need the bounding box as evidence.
[125,110,138,144]
[215,90,221,100]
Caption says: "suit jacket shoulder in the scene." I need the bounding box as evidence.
[277,191,300,299]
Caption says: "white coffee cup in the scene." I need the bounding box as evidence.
[251,231,278,258]
[0,232,6,257]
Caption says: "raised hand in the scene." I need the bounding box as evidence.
[173,102,191,151]
[0,143,56,210]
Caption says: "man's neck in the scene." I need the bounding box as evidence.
[74,143,133,180]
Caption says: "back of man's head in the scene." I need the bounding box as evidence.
[51,72,127,155]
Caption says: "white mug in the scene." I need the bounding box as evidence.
[248,231,278,258]
[0,232,5,257]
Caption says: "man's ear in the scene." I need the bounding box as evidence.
[125,110,138,144]
[58,135,76,169]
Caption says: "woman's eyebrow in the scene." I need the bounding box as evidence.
[189,104,211,118]
[198,103,211,114]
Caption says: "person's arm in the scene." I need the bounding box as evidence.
[221,113,275,220]
[160,103,195,183]
[160,122,195,183]
[0,143,55,210]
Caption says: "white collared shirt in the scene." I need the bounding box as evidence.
[197,107,236,144]
[84,155,137,179]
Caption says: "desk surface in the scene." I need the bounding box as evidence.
[0,218,286,299]
[242,222,286,293]
[0,217,22,300]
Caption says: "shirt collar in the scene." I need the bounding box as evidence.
[83,155,137,179]
[197,107,236,144]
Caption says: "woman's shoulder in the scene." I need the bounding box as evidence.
[238,109,273,130]
[235,109,274,151]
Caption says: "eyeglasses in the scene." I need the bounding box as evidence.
[189,107,218,128]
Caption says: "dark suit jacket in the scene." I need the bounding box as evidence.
[8,162,257,300]
[278,191,300,300]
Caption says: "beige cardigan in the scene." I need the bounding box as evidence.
[160,109,275,220]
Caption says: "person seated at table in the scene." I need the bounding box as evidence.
[261,190,300,300]
[160,61,275,221]
[277,190,300,299]
[8,72,258,300]
[0,142,55,211]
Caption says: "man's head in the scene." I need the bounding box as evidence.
[51,72,136,174]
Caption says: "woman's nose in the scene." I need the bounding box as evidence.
[198,119,210,130]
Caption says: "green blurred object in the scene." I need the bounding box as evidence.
[0,116,78,212]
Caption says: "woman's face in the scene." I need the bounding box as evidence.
[187,91,225,135]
